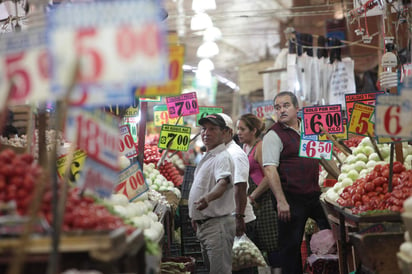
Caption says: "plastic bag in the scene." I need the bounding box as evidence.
[232,234,267,271]
[310,229,336,255]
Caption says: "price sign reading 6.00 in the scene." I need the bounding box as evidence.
[114,162,148,201]
[166,91,199,118]
[302,104,343,135]
[158,124,191,151]
[299,139,333,160]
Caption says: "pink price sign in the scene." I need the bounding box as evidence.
[299,139,333,160]
[345,91,384,121]
[166,91,199,118]
[302,104,343,135]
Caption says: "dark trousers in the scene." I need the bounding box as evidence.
[269,192,330,274]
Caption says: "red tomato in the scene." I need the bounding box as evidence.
[364,182,375,192]
[372,177,387,187]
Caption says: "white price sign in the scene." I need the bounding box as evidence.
[0,28,50,106]
[119,124,137,159]
[375,94,412,138]
[47,0,168,95]
[299,139,333,160]
[251,100,275,119]
[115,162,148,201]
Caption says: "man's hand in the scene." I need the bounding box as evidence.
[235,217,246,236]
[277,200,291,222]
[194,196,209,210]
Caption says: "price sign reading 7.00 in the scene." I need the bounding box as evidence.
[299,139,333,160]
[114,162,148,201]
[348,102,375,136]
[196,106,223,126]
[166,91,199,118]
[302,104,343,135]
[158,124,191,151]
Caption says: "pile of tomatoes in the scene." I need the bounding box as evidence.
[143,144,161,164]
[337,161,412,214]
[158,161,183,187]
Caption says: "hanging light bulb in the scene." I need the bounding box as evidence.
[196,41,219,58]
[203,26,222,41]
[196,69,212,87]
[190,12,213,31]
[192,0,216,12]
[198,58,215,71]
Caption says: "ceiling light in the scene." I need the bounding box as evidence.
[198,58,215,71]
[196,41,219,58]
[203,26,222,41]
[190,12,213,31]
[192,0,216,12]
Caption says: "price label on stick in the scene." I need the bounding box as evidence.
[348,102,375,136]
[299,139,333,160]
[119,125,137,159]
[345,91,384,121]
[196,106,223,126]
[158,124,191,151]
[166,91,199,118]
[302,104,343,135]
[153,104,184,126]
[375,94,412,138]
[114,161,148,201]
[251,100,275,119]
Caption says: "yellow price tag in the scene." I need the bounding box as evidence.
[158,125,191,151]
[348,102,375,136]
[153,105,184,127]
[56,150,87,185]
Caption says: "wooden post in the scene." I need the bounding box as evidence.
[137,101,147,167]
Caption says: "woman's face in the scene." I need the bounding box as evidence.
[236,120,255,145]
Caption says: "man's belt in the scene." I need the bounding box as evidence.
[194,214,230,225]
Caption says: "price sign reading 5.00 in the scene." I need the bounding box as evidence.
[158,124,191,151]
[348,102,375,136]
[114,162,148,201]
[302,104,343,135]
[299,139,333,160]
[166,91,199,118]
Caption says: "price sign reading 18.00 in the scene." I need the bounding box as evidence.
[299,139,333,160]
[158,124,191,151]
[375,94,412,138]
[348,102,375,136]
[114,162,148,201]
[302,104,343,135]
[153,104,184,127]
[196,106,224,126]
[166,91,199,118]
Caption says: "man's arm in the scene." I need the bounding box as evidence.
[195,177,231,210]
[234,182,247,236]
[264,165,290,222]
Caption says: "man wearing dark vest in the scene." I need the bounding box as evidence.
[262,91,330,274]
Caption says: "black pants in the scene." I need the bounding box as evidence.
[268,192,330,274]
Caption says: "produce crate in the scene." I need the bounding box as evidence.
[181,166,196,200]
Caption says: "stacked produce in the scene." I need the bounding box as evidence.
[143,163,181,199]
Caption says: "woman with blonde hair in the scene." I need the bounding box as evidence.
[237,113,280,273]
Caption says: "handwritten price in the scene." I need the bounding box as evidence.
[299,139,333,160]
[119,125,137,158]
[115,162,148,201]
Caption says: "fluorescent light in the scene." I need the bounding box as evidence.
[192,0,216,11]
[190,12,213,31]
[203,26,222,41]
[198,58,215,71]
[196,41,219,58]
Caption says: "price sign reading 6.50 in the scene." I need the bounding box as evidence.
[114,162,148,201]
[166,91,199,118]
[299,139,333,160]
[302,104,343,135]
[158,124,191,151]
[348,102,375,136]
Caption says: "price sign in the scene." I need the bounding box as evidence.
[348,102,375,136]
[251,100,275,119]
[66,109,120,170]
[114,161,148,201]
[158,124,191,151]
[375,94,412,138]
[153,104,184,127]
[319,119,348,141]
[166,91,199,118]
[119,125,137,159]
[196,106,224,126]
[78,158,118,198]
[0,28,51,106]
[56,150,87,185]
[299,139,333,160]
[135,44,184,97]
[345,91,384,120]
[47,0,168,94]
[302,104,343,135]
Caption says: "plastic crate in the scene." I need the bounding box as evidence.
[181,166,196,200]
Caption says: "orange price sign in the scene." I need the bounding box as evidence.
[348,102,375,136]
[114,162,148,201]
[135,44,184,97]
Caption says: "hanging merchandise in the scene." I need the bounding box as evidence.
[327,57,356,106]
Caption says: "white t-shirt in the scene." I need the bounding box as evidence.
[226,140,256,223]
[188,143,235,221]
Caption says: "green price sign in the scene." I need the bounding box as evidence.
[196,106,224,126]
[158,124,191,151]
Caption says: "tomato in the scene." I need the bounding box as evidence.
[373,164,383,174]
[352,193,362,202]
[375,186,383,193]
[372,177,387,187]
[341,192,350,200]
[365,171,378,182]
[364,182,375,192]
[393,161,406,173]
[361,195,370,204]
